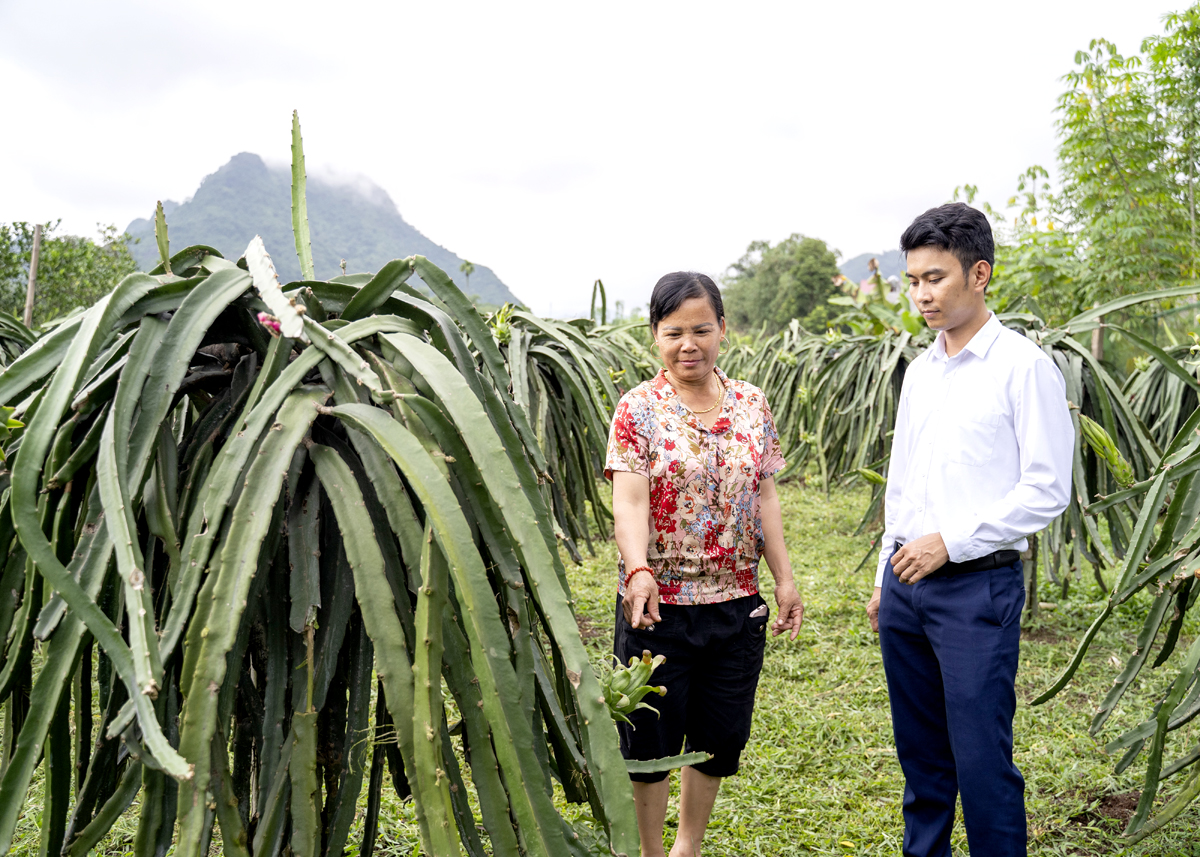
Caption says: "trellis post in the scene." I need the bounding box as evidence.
[23,223,42,328]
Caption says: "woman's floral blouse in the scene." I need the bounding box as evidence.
[605,367,785,605]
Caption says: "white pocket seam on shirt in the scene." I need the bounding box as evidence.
[947,414,1002,467]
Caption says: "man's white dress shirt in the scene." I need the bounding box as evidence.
[875,313,1075,588]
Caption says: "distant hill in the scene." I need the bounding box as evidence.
[126,153,520,306]
[839,250,905,283]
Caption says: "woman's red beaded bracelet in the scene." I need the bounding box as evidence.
[624,565,654,587]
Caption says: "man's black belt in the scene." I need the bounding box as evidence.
[894,542,1021,576]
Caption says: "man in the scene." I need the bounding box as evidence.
[865,203,1073,857]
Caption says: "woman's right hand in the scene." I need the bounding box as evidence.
[622,569,661,629]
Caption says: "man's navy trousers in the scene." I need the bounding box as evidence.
[879,553,1027,857]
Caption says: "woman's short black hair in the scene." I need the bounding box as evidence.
[899,203,994,283]
[649,272,724,333]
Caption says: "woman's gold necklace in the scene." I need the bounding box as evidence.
[669,371,723,414]
[689,391,723,414]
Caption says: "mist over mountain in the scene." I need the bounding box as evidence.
[839,249,905,283]
[125,153,520,306]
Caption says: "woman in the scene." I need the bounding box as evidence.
[605,271,804,857]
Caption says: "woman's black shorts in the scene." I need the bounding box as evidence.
[613,592,769,783]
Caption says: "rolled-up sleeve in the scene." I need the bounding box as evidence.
[605,396,650,480]
[939,357,1074,562]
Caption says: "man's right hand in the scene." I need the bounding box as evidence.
[622,570,661,629]
[866,586,882,633]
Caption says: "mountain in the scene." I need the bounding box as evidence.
[839,249,905,283]
[125,153,520,306]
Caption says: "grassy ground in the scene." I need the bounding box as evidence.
[8,481,1200,855]
[565,482,1200,857]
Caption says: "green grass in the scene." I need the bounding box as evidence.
[7,481,1200,856]
[565,481,1200,857]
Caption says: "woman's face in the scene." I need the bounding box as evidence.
[654,296,726,384]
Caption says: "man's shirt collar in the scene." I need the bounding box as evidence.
[931,312,1001,362]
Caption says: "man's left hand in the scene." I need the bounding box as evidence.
[891,534,949,584]
[772,581,805,640]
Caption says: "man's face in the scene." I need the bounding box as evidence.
[905,246,990,333]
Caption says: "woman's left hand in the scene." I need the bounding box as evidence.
[771,581,805,640]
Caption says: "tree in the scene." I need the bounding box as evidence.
[0,221,138,325]
[1144,7,1200,279]
[975,9,1200,328]
[722,234,841,335]
[987,167,1087,325]
[1034,12,1200,310]
[1055,39,1185,301]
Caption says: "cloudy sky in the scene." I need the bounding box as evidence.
[0,1,1184,317]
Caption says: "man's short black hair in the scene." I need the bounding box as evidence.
[899,203,994,285]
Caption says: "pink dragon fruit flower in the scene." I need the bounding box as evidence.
[257,312,283,336]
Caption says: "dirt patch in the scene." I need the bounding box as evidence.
[1021,625,1066,644]
[576,612,606,641]
[1067,790,1140,825]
